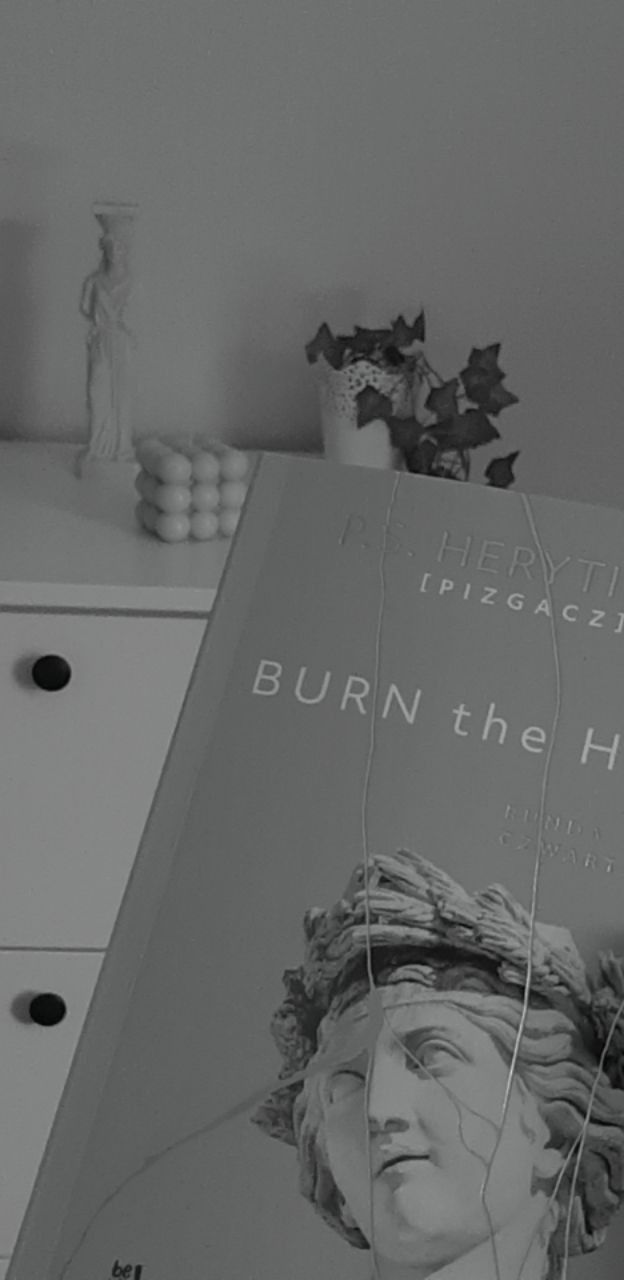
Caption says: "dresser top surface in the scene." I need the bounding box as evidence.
[0,442,234,613]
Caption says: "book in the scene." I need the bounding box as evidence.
[9,454,624,1280]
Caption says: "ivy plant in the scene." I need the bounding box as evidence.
[306,312,520,487]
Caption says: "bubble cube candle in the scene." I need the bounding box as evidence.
[135,440,250,542]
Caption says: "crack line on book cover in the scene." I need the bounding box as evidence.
[527,990,624,1280]
[355,478,542,1280]
[360,477,549,1280]
[356,474,506,1279]
[473,492,565,1277]
[359,473,503,1280]
[360,471,401,1280]
[501,490,624,1280]
[560,990,624,1280]
[470,489,566,1280]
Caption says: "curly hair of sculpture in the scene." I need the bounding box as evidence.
[252,851,624,1280]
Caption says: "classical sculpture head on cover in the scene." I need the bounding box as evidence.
[252,851,624,1280]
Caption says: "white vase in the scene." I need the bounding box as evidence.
[316,356,415,469]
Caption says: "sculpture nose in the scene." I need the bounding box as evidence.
[366,1042,427,1135]
[369,1114,410,1137]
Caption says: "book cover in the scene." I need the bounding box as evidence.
[10,454,624,1280]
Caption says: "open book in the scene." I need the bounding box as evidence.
[10,455,624,1280]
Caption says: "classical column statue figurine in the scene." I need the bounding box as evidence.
[76,202,138,475]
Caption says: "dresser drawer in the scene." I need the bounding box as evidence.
[0,611,206,948]
[0,950,104,1259]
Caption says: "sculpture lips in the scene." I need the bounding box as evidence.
[377,1150,429,1176]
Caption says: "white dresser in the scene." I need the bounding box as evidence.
[0,441,233,1277]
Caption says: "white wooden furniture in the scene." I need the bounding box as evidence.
[0,442,232,1275]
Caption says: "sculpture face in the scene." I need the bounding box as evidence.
[320,988,557,1272]
[101,235,128,278]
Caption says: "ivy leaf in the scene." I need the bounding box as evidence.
[460,366,519,415]
[355,387,424,455]
[383,345,405,367]
[404,436,438,474]
[355,386,393,428]
[456,409,500,449]
[425,379,460,420]
[350,326,394,359]
[355,387,422,459]
[460,365,500,400]
[482,381,519,415]
[305,324,344,369]
[387,416,422,454]
[403,445,422,474]
[466,343,504,378]
[485,451,520,488]
[429,410,500,451]
[391,311,426,348]
[306,312,425,371]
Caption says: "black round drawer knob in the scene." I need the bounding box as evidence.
[28,993,67,1026]
[31,654,73,691]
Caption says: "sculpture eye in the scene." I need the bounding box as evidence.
[407,1038,464,1076]
[327,1070,366,1104]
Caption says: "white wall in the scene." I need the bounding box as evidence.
[0,1,622,505]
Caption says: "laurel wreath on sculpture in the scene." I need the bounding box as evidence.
[253,851,624,1144]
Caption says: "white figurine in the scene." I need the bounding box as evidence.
[77,202,138,474]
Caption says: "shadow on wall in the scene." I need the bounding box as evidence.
[219,273,365,452]
[0,218,40,438]
[221,341,318,452]
[0,138,63,438]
